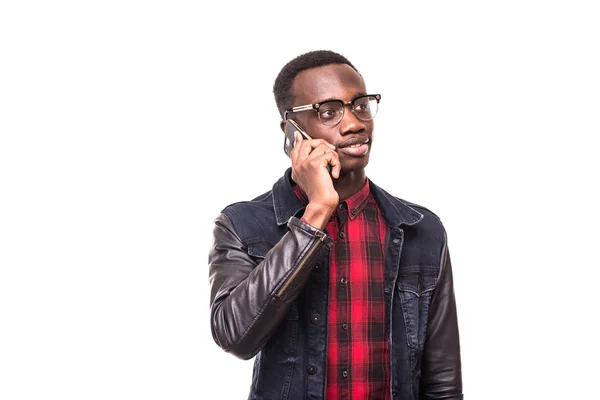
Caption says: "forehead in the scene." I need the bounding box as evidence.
[291,64,367,105]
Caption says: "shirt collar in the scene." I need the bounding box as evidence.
[341,179,371,220]
[272,168,423,227]
[293,176,371,221]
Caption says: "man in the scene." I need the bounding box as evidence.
[209,50,462,400]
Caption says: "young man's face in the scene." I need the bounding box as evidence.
[288,64,374,174]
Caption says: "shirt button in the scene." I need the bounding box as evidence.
[340,277,347,285]
[384,288,390,294]
[342,323,348,331]
[306,364,317,375]
[338,203,345,210]
[311,313,321,325]
[342,369,348,378]
[339,231,345,239]
[315,263,320,269]
[351,208,357,215]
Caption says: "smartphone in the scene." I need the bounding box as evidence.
[283,119,311,157]
[283,119,332,174]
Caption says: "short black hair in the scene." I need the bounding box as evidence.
[273,50,359,118]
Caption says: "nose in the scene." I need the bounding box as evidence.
[339,104,366,135]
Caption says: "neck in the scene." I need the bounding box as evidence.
[333,169,367,201]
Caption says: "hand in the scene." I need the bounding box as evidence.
[290,132,340,228]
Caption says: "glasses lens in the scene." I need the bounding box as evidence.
[317,101,344,126]
[353,96,379,121]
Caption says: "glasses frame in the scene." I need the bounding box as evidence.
[284,94,381,126]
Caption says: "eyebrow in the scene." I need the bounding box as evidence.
[313,92,368,104]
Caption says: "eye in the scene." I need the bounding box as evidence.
[319,104,342,120]
[319,109,336,119]
[355,103,370,113]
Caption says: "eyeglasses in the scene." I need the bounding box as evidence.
[284,94,381,127]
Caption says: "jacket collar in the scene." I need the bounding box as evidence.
[367,178,423,227]
[272,168,423,228]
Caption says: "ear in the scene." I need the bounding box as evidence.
[280,119,287,133]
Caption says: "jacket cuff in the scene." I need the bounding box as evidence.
[288,217,334,248]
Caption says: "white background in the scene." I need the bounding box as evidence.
[1,1,599,399]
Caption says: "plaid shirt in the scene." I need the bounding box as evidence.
[295,180,390,400]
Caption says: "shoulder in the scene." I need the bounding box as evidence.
[221,189,273,214]
[220,188,275,219]
[370,182,446,239]
[403,199,443,227]
[401,198,446,238]
[217,189,277,239]
[378,190,449,266]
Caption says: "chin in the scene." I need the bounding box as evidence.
[340,156,370,175]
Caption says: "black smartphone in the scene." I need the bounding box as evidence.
[283,119,311,157]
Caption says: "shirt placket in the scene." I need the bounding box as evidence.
[336,202,351,397]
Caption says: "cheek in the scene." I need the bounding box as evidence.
[306,124,337,142]
[296,116,324,138]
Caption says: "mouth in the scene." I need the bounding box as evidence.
[337,137,370,157]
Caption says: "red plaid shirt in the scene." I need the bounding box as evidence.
[295,180,390,400]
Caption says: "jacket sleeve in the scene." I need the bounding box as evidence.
[208,213,333,360]
[420,234,463,399]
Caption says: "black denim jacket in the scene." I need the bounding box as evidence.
[209,169,462,400]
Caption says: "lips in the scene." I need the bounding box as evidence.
[338,136,370,148]
[337,136,370,157]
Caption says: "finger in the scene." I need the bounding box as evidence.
[298,138,335,155]
[295,135,318,160]
[304,143,337,162]
[326,152,341,179]
[309,150,339,174]
[290,131,302,165]
[294,131,303,146]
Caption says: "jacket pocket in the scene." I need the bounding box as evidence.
[396,265,438,350]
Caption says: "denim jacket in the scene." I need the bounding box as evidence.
[209,169,462,399]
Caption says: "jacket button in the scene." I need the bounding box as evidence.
[311,313,321,324]
[384,288,390,294]
[306,364,317,375]
[393,238,400,244]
